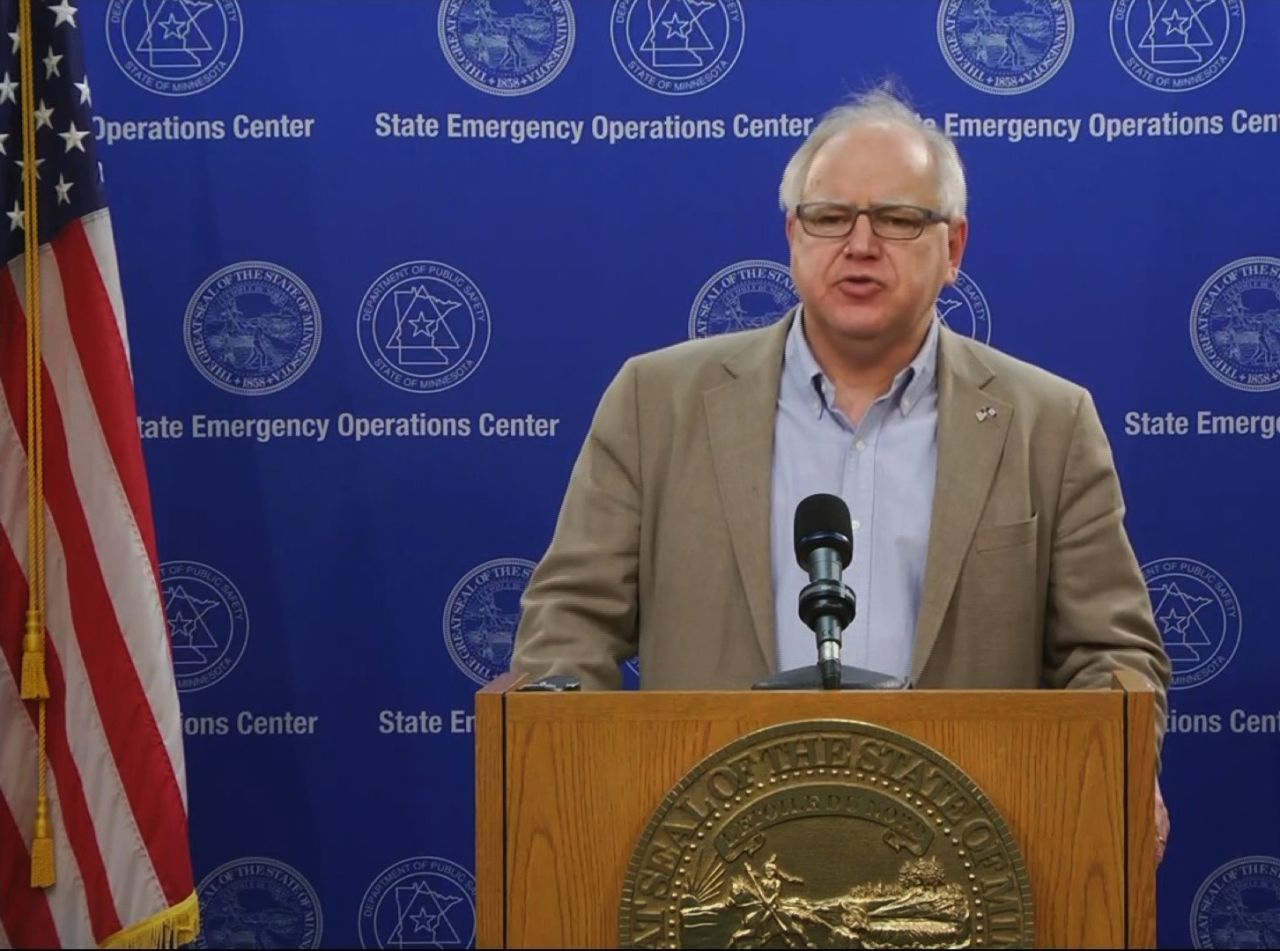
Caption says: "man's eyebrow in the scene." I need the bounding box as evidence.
[802,194,928,206]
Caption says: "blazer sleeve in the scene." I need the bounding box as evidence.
[509,359,643,690]
[1042,390,1173,756]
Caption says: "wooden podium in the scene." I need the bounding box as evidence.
[476,672,1156,948]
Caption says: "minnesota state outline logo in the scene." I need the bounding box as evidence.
[358,855,476,949]
[1191,856,1280,948]
[184,261,322,396]
[611,0,745,96]
[1190,256,1280,393]
[161,560,249,694]
[192,857,323,949]
[1142,557,1242,690]
[438,0,575,97]
[444,558,535,685]
[357,260,491,394]
[937,0,1074,96]
[1110,0,1245,92]
[937,268,993,344]
[688,260,796,339]
[106,0,243,97]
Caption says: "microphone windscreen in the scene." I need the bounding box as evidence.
[794,493,853,565]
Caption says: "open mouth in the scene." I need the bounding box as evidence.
[837,275,882,295]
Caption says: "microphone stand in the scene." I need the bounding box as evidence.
[754,550,910,691]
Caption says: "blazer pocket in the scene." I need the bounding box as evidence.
[974,513,1039,553]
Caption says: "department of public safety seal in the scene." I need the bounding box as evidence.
[1142,557,1242,690]
[937,268,993,344]
[611,0,745,96]
[621,719,1033,949]
[161,559,249,694]
[357,259,491,394]
[1110,0,1245,93]
[358,855,477,949]
[106,0,244,97]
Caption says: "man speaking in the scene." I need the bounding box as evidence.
[510,86,1172,860]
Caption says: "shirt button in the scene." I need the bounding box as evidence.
[855,439,866,452]
[902,398,913,411]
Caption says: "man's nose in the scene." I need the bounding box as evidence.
[842,213,879,257]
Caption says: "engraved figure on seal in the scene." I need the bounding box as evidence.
[621,721,1032,948]
[726,855,805,948]
[458,0,557,73]
[207,293,300,375]
[1211,299,1280,371]
[958,0,1056,72]
[717,293,782,334]
[466,587,520,666]
[680,854,971,948]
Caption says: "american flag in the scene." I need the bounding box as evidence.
[0,1,197,947]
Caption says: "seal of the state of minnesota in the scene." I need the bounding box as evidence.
[620,719,1033,949]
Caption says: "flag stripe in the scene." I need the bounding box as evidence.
[0,271,189,909]
[0,509,177,945]
[0,781,61,948]
[0,291,125,943]
[37,369,191,910]
[0,525,62,949]
[24,244,187,809]
[0,540,112,948]
[51,218,159,572]
[0,644,108,948]
[79,211,132,377]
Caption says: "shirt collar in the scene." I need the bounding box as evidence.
[785,307,941,419]
[899,315,940,416]
[784,306,830,416]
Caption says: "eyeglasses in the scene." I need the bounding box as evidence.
[795,201,949,241]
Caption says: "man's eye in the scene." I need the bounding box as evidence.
[880,213,921,228]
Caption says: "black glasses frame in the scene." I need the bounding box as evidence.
[794,201,950,240]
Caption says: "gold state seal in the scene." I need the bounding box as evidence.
[620,719,1033,948]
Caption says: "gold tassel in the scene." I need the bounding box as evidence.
[30,794,54,887]
[101,891,202,949]
[17,0,55,895]
[20,611,49,699]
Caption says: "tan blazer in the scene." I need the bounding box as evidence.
[512,313,1169,730]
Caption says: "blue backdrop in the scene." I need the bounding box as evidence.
[79,1,1280,947]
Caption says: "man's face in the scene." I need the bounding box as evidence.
[786,123,967,356]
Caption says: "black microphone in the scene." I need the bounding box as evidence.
[794,493,857,689]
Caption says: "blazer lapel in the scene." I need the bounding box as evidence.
[703,313,792,673]
[911,328,1013,681]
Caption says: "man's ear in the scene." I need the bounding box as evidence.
[946,216,969,284]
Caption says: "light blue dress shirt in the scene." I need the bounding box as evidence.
[771,311,940,679]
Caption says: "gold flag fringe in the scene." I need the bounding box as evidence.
[101,892,201,949]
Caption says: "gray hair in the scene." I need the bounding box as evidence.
[778,87,967,219]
